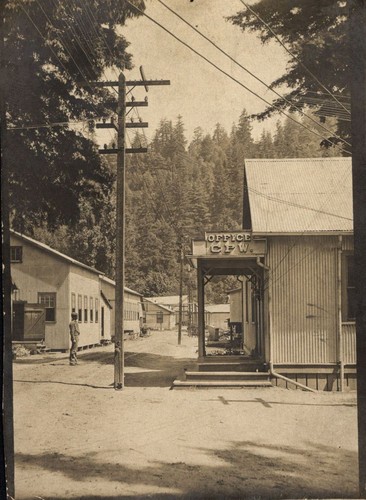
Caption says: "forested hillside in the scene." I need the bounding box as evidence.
[21,109,342,302]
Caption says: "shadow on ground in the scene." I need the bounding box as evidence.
[15,440,358,499]
[14,350,194,388]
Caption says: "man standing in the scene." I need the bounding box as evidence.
[69,312,80,366]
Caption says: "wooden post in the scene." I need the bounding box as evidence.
[350,1,366,495]
[114,72,126,390]
[337,236,344,392]
[0,7,15,496]
[197,260,205,358]
[177,242,183,345]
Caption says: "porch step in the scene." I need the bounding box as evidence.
[172,379,272,388]
[172,370,273,388]
[197,362,265,372]
[185,371,270,381]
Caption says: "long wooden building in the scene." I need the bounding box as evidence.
[10,231,142,349]
[187,157,355,391]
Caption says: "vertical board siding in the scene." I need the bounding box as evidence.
[342,235,354,252]
[268,236,338,364]
[342,323,356,364]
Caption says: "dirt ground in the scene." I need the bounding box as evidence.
[13,330,359,500]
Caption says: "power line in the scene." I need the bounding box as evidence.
[239,0,351,116]
[156,0,351,150]
[125,0,352,156]
[247,185,353,221]
[7,118,107,130]
[21,2,115,143]
[261,166,351,291]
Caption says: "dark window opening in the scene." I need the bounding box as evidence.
[11,246,23,263]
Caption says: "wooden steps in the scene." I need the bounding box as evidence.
[172,364,273,389]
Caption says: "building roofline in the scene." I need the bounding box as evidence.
[99,275,142,296]
[244,157,350,164]
[252,231,354,237]
[143,298,175,313]
[100,290,113,309]
[11,230,104,276]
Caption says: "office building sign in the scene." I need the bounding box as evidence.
[204,231,266,256]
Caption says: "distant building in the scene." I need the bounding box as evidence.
[205,303,230,331]
[147,295,189,324]
[142,298,176,331]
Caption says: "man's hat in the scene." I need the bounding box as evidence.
[71,312,78,319]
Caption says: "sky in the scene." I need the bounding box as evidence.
[97,0,289,146]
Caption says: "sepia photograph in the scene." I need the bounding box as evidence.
[1,1,366,499]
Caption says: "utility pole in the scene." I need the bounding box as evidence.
[96,72,170,390]
[177,238,184,345]
[350,1,366,496]
[0,4,15,497]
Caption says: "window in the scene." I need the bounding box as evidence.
[38,293,56,322]
[10,246,23,263]
[78,294,82,322]
[95,298,99,323]
[157,311,164,324]
[84,296,88,322]
[71,293,76,313]
[343,255,356,321]
[90,297,94,322]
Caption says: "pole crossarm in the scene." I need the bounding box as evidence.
[126,101,148,107]
[83,79,170,87]
[126,122,148,128]
[99,147,148,154]
[96,123,118,131]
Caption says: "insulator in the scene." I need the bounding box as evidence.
[144,96,148,102]
[102,117,106,123]
[104,144,107,149]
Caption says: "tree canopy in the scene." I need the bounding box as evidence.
[228,1,351,141]
[4,0,145,229]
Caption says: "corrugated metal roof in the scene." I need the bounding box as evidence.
[244,157,353,234]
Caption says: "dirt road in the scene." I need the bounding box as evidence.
[13,330,358,499]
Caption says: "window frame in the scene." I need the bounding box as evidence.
[78,294,82,322]
[95,298,99,323]
[71,293,76,314]
[84,295,88,323]
[10,246,23,263]
[90,296,94,322]
[38,292,56,323]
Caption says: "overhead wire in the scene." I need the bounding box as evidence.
[143,2,352,286]
[19,3,106,134]
[21,1,116,143]
[239,0,351,116]
[156,0,351,150]
[260,165,352,292]
[124,0,352,156]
